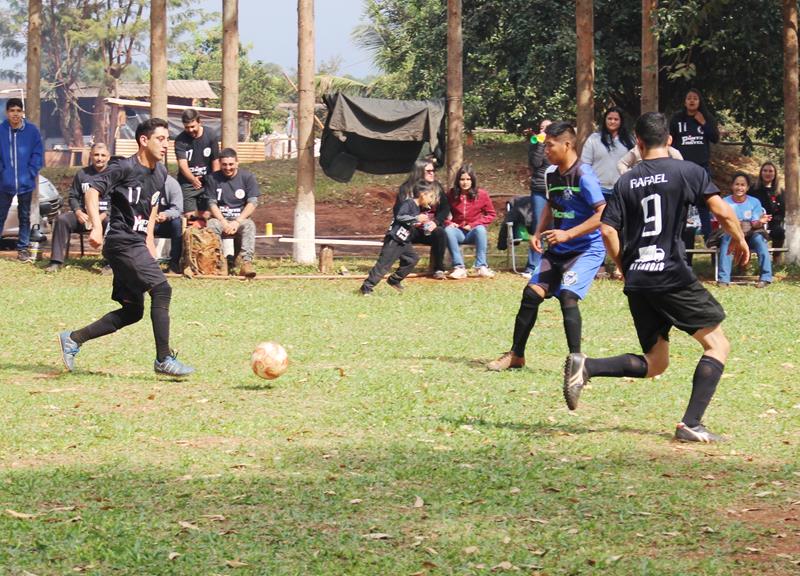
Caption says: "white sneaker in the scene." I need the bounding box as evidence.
[477,266,495,278]
[521,271,532,280]
[448,266,468,279]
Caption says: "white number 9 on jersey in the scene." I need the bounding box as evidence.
[641,193,663,238]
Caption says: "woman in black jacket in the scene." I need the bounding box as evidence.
[749,161,785,264]
[669,88,719,241]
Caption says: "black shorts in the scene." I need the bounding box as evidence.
[182,183,208,212]
[104,240,167,306]
[626,280,726,353]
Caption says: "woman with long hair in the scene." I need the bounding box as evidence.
[394,158,450,278]
[445,163,497,279]
[749,161,785,264]
[580,106,634,199]
[669,88,720,240]
[717,172,772,287]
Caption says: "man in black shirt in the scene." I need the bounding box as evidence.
[57,118,194,377]
[205,148,260,278]
[174,108,220,218]
[45,143,110,272]
[562,112,748,443]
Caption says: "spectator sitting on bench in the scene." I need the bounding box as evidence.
[749,161,785,265]
[46,143,110,273]
[445,163,497,279]
[154,175,184,275]
[396,158,450,279]
[717,172,772,288]
[204,148,259,278]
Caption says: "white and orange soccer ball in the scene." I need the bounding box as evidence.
[250,341,289,380]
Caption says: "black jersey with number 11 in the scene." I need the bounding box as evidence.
[602,157,719,292]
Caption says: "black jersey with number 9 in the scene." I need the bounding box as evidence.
[602,157,719,292]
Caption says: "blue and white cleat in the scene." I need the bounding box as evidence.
[58,330,81,372]
[154,351,195,377]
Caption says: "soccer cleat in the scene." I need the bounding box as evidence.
[239,260,256,278]
[521,271,533,280]
[58,331,80,372]
[477,266,496,278]
[755,280,770,289]
[563,352,589,410]
[448,266,468,280]
[45,262,62,273]
[387,280,405,293]
[674,422,724,443]
[154,352,195,377]
[17,249,32,263]
[359,286,373,296]
[432,270,446,280]
[487,351,525,371]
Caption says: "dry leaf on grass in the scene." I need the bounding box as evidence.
[413,495,425,508]
[200,514,226,522]
[5,509,36,519]
[178,520,200,531]
[463,546,479,555]
[168,552,181,560]
[225,559,249,567]
[362,532,392,540]
[491,560,516,571]
[349,498,363,504]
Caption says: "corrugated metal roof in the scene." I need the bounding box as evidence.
[0,80,218,100]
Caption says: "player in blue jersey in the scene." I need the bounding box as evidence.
[488,122,606,371]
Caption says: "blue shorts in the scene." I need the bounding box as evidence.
[528,244,605,299]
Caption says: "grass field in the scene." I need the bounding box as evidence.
[0,258,798,575]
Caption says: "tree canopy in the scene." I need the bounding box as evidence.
[356,0,788,143]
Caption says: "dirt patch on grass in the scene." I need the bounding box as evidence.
[723,501,800,574]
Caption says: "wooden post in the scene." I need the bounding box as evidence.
[26,0,42,228]
[641,0,658,114]
[783,0,799,264]
[150,0,168,121]
[294,0,316,264]
[446,0,464,187]
[575,0,594,155]
[221,0,239,149]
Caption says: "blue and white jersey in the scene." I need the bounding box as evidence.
[544,162,606,254]
[724,195,764,222]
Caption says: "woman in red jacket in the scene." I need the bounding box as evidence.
[445,163,497,278]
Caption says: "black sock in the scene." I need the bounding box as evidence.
[682,355,724,428]
[559,290,582,353]
[71,304,144,344]
[150,281,172,362]
[511,285,543,357]
[585,354,648,378]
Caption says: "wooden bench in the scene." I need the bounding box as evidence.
[686,247,787,281]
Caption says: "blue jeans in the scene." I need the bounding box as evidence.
[0,191,32,250]
[154,218,183,267]
[525,192,548,273]
[718,232,772,283]
[446,225,489,268]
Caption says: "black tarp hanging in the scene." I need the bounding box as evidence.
[319,92,446,183]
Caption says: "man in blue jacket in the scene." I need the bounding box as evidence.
[0,98,43,261]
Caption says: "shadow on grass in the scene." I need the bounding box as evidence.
[0,443,791,575]
[440,415,668,439]
[0,362,64,377]
[234,383,276,391]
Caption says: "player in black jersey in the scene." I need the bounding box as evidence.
[57,118,195,377]
[175,109,220,218]
[562,112,748,442]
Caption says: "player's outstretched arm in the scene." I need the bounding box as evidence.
[85,187,104,249]
[707,195,750,266]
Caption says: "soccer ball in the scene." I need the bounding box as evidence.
[251,341,289,380]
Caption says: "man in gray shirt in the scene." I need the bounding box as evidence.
[154,175,184,274]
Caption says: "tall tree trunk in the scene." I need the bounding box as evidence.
[783,0,799,263]
[27,0,42,227]
[294,0,316,264]
[640,0,658,114]
[446,0,463,187]
[150,0,168,121]
[575,0,594,155]
[221,0,239,149]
